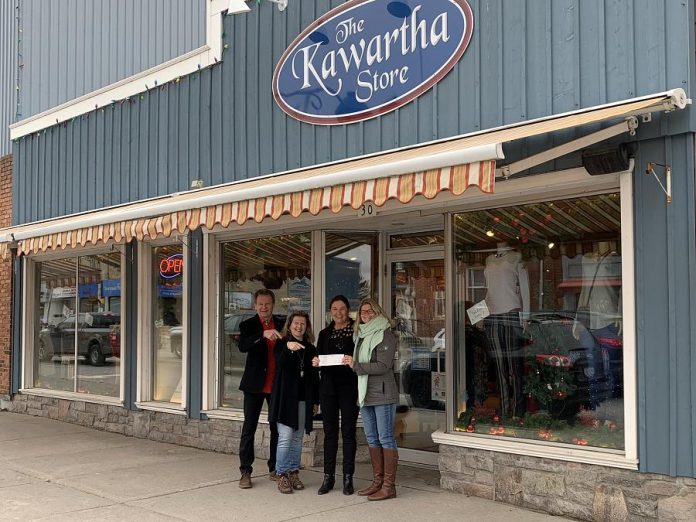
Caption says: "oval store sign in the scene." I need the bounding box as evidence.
[273,0,474,125]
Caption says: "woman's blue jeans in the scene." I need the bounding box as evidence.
[360,403,397,450]
[275,401,305,475]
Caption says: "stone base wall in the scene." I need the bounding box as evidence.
[439,444,696,522]
[0,394,368,470]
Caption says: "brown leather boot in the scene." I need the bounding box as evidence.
[239,471,252,489]
[357,447,384,496]
[368,448,398,501]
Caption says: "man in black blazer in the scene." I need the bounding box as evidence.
[238,289,285,489]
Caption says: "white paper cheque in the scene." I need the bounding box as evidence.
[318,354,345,366]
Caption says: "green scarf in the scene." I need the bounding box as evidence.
[355,315,390,407]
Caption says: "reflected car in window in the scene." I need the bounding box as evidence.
[397,311,619,415]
[394,319,446,410]
[225,312,261,367]
[525,312,617,413]
[38,313,121,366]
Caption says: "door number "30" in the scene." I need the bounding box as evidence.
[358,203,375,217]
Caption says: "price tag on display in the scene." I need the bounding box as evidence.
[466,300,490,325]
[431,372,446,401]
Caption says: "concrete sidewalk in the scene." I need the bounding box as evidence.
[0,412,570,521]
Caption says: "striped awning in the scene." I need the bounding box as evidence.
[1,88,688,259]
[8,161,495,257]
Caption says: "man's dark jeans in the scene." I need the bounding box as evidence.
[239,392,278,474]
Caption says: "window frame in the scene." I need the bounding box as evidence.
[438,170,637,470]
[20,245,126,405]
[203,227,315,414]
[136,239,189,413]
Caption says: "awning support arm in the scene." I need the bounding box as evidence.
[175,233,198,256]
[646,162,673,204]
[496,117,639,179]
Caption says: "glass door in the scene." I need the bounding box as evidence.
[324,231,380,323]
[388,254,447,463]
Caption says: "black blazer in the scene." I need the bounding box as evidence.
[238,314,286,393]
[269,339,319,434]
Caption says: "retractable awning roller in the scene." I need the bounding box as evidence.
[0,88,689,258]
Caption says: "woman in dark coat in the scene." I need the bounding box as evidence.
[311,295,358,495]
[269,311,319,494]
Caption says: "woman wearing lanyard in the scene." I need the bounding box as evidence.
[269,311,319,494]
[343,297,399,501]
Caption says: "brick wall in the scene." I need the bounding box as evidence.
[0,154,12,395]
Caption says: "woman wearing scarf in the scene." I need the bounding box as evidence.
[342,297,399,501]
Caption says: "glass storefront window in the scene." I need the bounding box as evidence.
[219,233,312,409]
[325,232,379,321]
[453,193,624,450]
[34,252,122,397]
[152,245,184,403]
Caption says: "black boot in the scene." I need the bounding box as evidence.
[318,474,335,495]
[343,474,354,495]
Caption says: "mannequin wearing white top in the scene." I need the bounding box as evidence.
[484,245,530,315]
[483,243,529,418]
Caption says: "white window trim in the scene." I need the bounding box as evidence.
[20,246,126,403]
[432,430,638,470]
[137,239,189,411]
[18,389,123,407]
[135,401,187,415]
[434,169,638,471]
[202,232,217,411]
[9,0,250,140]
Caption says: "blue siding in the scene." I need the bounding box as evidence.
[12,0,694,223]
[16,0,205,119]
[0,0,18,156]
[633,134,696,477]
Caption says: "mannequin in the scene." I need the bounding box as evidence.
[575,242,622,403]
[483,242,530,418]
[576,242,621,330]
[484,242,530,314]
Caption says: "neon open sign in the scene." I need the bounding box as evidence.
[273,0,474,125]
[159,254,184,279]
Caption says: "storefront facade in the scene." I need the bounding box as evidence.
[2,1,696,519]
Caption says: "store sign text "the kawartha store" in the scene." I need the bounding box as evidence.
[273,0,474,125]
